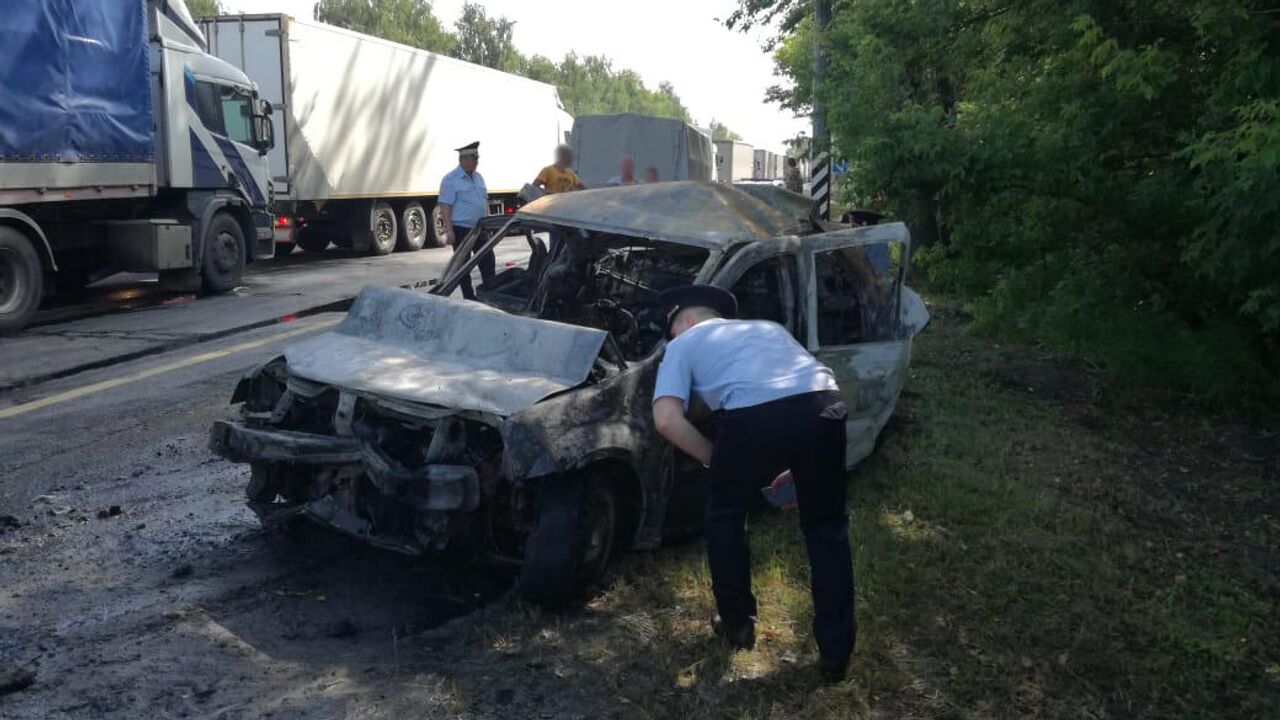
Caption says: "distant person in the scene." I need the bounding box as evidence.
[784,157,803,193]
[533,144,585,194]
[607,155,638,186]
[643,166,660,183]
[439,141,493,300]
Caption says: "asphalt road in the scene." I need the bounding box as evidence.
[0,248,524,718]
[1,245,459,391]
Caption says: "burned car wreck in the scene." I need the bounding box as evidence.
[209,182,929,608]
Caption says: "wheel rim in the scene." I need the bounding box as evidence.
[210,229,239,275]
[375,208,395,246]
[407,208,425,241]
[0,247,23,314]
[579,487,615,575]
[433,206,448,241]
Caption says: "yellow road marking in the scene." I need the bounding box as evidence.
[0,318,340,420]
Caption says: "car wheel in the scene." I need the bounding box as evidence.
[0,226,44,335]
[518,477,617,610]
[200,212,245,295]
[397,202,428,252]
[273,240,296,258]
[295,227,331,253]
[429,204,448,248]
[353,200,396,256]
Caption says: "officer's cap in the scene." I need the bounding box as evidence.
[455,141,480,157]
[660,284,738,338]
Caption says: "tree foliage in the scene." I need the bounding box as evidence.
[525,53,690,120]
[451,2,519,72]
[710,120,743,141]
[185,0,223,16]
[314,0,455,55]
[735,0,1280,401]
[312,0,688,121]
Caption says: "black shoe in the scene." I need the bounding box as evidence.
[818,656,848,683]
[712,615,756,650]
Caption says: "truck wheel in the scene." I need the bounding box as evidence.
[428,204,448,248]
[518,477,617,610]
[0,226,44,334]
[353,201,397,256]
[200,212,246,294]
[295,227,331,253]
[397,202,428,252]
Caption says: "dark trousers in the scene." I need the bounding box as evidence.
[452,224,495,299]
[706,389,856,665]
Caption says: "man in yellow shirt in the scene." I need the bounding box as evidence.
[533,144,585,194]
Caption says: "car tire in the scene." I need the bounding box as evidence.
[428,204,448,248]
[200,212,245,295]
[352,200,396,256]
[273,240,296,258]
[518,476,617,610]
[295,227,331,253]
[0,226,44,335]
[397,202,428,252]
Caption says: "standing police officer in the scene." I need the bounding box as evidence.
[651,285,855,683]
[439,141,492,299]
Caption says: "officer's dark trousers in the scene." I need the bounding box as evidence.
[706,389,856,664]
[452,224,495,300]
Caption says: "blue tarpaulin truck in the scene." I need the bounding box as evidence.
[0,0,275,333]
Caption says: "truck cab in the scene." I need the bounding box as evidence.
[0,0,275,333]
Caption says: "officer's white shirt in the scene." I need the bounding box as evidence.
[653,319,838,412]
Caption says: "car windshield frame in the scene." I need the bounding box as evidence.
[434,215,524,297]
[433,215,738,363]
[435,215,731,301]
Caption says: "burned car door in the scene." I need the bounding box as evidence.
[710,236,805,336]
[798,222,927,467]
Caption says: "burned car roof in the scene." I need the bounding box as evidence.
[516,181,812,249]
[730,183,817,226]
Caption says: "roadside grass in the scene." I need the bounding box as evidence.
[436,301,1278,719]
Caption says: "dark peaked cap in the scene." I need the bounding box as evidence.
[660,284,739,338]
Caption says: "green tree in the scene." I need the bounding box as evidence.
[534,52,690,121]
[185,0,223,16]
[314,0,454,54]
[709,120,742,141]
[451,2,520,72]
[731,0,1280,400]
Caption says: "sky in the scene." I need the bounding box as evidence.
[216,0,808,150]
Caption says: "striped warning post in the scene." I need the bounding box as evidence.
[810,150,831,220]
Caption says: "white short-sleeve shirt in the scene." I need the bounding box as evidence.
[653,319,839,412]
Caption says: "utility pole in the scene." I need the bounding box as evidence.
[810,0,832,220]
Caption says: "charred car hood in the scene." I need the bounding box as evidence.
[284,286,608,416]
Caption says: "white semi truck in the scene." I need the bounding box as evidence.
[0,0,276,333]
[714,140,755,183]
[753,149,782,181]
[198,14,575,256]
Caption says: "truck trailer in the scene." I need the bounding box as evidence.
[569,114,714,186]
[714,140,754,183]
[198,14,574,256]
[753,149,782,181]
[0,0,276,333]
